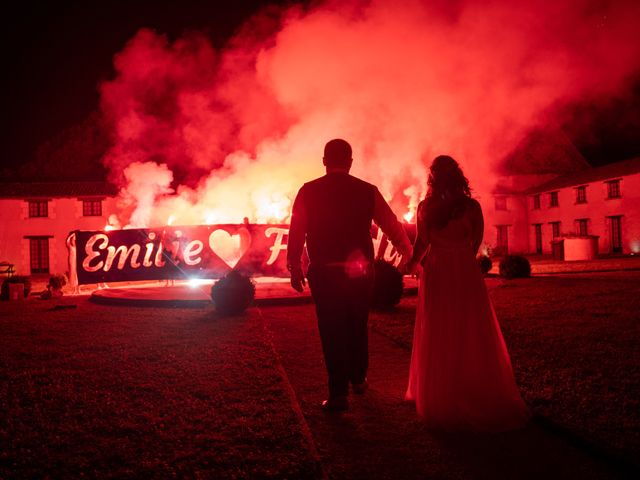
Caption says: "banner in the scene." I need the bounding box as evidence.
[73,223,415,285]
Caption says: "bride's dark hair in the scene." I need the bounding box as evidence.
[423,155,472,229]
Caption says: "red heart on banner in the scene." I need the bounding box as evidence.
[208,228,251,268]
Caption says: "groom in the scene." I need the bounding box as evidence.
[287,139,412,411]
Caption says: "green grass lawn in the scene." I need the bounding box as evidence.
[0,301,320,478]
[370,271,640,465]
[2,272,638,477]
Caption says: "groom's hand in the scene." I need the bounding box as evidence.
[396,255,409,273]
[403,259,421,277]
[289,265,307,292]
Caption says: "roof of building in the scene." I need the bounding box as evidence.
[526,157,640,194]
[0,181,118,199]
[499,128,591,176]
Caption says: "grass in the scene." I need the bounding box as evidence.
[0,300,320,478]
[503,254,640,275]
[370,271,640,466]
[2,271,639,477]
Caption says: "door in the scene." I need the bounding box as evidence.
[609,216,622,253]
[534,224,542,254]
[29,237,50,274]
[496,225,509,255]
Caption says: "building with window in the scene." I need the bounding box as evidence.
[532,194,541,210]
[0,182,117,276]
[486,157,640,255]
[0,156,639,278]
[575,185,587,204]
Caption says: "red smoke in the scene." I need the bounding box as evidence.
[99,0,640,227]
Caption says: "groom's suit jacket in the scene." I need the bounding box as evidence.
[287,172,411,270]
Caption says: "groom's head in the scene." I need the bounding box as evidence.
[323,139,352,172]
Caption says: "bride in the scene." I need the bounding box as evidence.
[405,155,530,432]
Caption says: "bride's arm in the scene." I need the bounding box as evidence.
[406,201,430,272]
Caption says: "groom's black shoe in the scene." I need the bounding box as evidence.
[352,379,368,395]
[321,396,348,412]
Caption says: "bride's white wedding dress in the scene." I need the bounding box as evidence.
[406,200,530,432]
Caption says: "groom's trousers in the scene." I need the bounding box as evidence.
[307,264,375,398]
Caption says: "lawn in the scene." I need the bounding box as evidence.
[0,300,320,479]
[1,271,639,478]
[370,271,640,466]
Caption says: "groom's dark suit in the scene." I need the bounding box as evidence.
[288,169,411,402]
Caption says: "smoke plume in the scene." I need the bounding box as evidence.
[99,0,640,226]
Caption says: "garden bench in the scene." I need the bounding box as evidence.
[0,262,15,277]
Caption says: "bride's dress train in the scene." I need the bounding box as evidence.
[406,206,529,432]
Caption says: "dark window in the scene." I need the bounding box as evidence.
[532,194,540,210]
[533,224,542,254]
[495,196,507,211]
[575,186,587,204]
[28,200,48,218]
[29,237,50,274]
[606,180,621,199]
[83,199,102,216]
[576,218,589,236]
[608,216,622,253]
[549,191,559,207]
[496,225,509,254]
[550,221,561,238]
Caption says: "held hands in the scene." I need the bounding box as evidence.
[289,265,307,292]
[402,258,422,277]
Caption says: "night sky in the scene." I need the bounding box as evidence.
[1,0,292,178]
[2,0,639,180]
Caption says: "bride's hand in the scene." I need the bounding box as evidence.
[402,259,421,276]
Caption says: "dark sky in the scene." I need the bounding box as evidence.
[2,0,639,178]
[1,0,293,176]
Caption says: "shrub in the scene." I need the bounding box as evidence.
[499,255,531,279]
[477,255,492,274]
[371,259,404,310]
[1,275,32,300]
[48,274,67,290]
[211,271,255,316]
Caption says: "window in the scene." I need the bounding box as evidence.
[494,196,507,211]
[28,200,48,218]
[533,224,542,254]
[29,237,50,274]
[576,218,589,236]
[606,179,621,199]
[575,186,587,204]
[608,216,622,253]
[550,221,561,238]
[496,225,509,254]
[549,191,559,207]
[532,194,541,210]
[82,199,103,216]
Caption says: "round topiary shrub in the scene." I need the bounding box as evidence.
[371,259,404,310]
[1,275,32,300]
[477,255,492,274]
[211,271,255,315]
[498,255,531,279]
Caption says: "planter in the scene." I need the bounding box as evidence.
[8,283,24,300]
[563,236,599,261]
